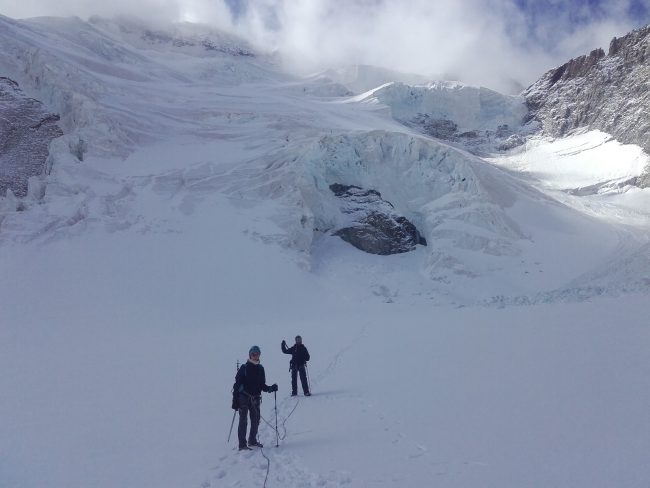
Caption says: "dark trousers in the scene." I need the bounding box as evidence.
[237,393,261,446]
[291,364,309,395]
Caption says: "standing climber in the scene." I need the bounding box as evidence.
[281,335,311,397]
[232,345,278,450]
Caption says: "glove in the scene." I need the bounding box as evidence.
[281,340,286,347]
[269,384,278,392]
[232,393,239,410]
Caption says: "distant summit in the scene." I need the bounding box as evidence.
[524,24,650,186]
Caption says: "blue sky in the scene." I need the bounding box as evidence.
[223,0,650,28]
[512,0,650,43]
[515,0,650,21]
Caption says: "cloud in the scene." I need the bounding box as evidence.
[228,0,650,92]
[0,0,648,93]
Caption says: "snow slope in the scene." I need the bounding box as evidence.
[1,15,649,488]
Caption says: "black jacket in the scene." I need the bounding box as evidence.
[281,342,310,367]
[234,360,272,397]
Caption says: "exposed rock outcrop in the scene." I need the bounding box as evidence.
[524,24,650,186]
[330,183,426,255]
[0,77,63,197]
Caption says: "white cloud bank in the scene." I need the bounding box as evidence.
[0,0,647,92]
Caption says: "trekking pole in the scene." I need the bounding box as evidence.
[227,410,236,443]
[305,364,312,393]
[274,391,279,447]
[227,360,240,444]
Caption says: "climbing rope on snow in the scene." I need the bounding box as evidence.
[259,447,271,488]
[260,397,299,441]
[279,399,300,440]
[254,397,301,488]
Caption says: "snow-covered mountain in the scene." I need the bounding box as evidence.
[3,14,647,300]
[525,24,650,187]
[1,15,649,488]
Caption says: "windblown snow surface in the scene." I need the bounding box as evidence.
[1,16,649,488]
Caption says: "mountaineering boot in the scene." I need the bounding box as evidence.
[249,440,264,447]
[291,392,297,397]
[239,444,252,451]
[304,392,311,396]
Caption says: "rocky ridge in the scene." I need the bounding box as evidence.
[524,24,650,187]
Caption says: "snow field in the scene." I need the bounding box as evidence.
[490,130,650,191]
[4,235,649,488]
